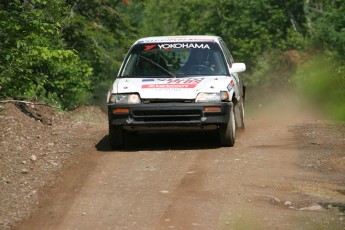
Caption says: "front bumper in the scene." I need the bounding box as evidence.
[108,102,232,131]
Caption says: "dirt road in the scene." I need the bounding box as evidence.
[9,96,345,230]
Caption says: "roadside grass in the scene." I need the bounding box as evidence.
[291,54,345,121]
[243,50,345,121]
[71,111,97,123]
[243,50,298,119]
[69,106,107,124]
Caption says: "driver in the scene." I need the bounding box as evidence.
[181,49,214,74]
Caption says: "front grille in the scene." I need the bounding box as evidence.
[133,109,202,122]
[143,99,193,104]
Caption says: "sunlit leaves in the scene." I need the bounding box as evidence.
[140,0,306,67]
[0,0,92,109]
[62,0,137,85]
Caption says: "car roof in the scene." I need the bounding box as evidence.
[135,35,221,44]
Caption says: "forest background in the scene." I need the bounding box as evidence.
[0,0,344,120]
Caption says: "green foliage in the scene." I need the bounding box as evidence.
[307,0,345,57]
[0,0,137,109]
[0,0,92,109]
[140,0,306,68]
[295,0,345,120]
[1,0,344,116]
[138,0,344,120]
[292,54,345,120]
[62,0,138,85]
[245,50,295,87]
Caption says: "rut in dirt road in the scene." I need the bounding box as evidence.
[15,100,345,230]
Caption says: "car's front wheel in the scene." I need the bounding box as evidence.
[219,105,236,147]
[235,99,245,130]
[108,124,124,149]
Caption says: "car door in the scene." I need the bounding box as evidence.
[219,39,241,101]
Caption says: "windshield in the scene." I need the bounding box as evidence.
[119,42,229,78]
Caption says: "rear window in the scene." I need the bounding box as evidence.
[119,42,229,78]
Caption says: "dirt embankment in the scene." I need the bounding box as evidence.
[0,102,107,230]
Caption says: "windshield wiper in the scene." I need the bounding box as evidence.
[139,55,175,77]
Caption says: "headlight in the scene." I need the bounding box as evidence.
[195,93,221,102]
[195,92,229,102]
[109,94,141,104]
[220,91,229,101]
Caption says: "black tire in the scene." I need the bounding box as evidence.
[235,76,245,130]
[219,105,236,147]
[108,125,124,149]
[235,100,245,130]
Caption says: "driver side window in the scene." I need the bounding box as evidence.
[220,40,234,67]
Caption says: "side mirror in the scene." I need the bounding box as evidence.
[230,63,246,73]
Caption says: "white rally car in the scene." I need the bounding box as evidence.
[107,35,246,148]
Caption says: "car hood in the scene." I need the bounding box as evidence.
[114,76,228,99]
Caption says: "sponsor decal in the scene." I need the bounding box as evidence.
[158,43,210,50]
[142,43,211,51]
[230,80,235,87]
[141,78,204,89]
[140,38,215,43]
[227,84,231,91]
[227,80,235,91]
[153,88,183,92]
[144,45,157,50]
